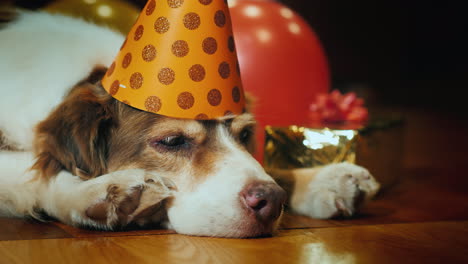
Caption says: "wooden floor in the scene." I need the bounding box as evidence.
[1,108,467,264]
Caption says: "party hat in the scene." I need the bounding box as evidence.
[101,0,245,120]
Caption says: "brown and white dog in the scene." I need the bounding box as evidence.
[0,10,380,237]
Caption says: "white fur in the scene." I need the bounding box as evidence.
[167,126,275,237]
[291,163,380,219]
[0,10,123,150]
[0,151,39,217]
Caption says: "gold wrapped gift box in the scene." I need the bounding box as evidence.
[264,119,404,190]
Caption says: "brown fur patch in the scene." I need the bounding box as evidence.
[32,82,117,179]
[32,84,164,180]
[229,113,257,154]
[0,130,7,150]
[31,65,163,180]
[110,117,217,188]
[85,66,108,85]
[105,109,160,171]
[0,130,21,151]
[0,131,10,150]
[85,184,144,225]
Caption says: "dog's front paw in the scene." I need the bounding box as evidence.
[290,163,380,219]
[75,170,176,229]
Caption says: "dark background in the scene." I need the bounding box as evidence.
[10,0,468,113]
[281,0,468,114]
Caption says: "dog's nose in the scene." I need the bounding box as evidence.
[241,181,287,222]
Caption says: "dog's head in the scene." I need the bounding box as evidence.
[32,67,286,237]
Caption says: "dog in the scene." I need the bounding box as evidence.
[0,9,380,238]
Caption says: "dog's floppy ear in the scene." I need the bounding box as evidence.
[32,67,117,180]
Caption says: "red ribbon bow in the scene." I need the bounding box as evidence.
[309,90,368,123]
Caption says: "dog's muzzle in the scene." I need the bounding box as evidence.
[240,181,287,224]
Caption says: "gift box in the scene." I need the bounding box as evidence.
[263,90,405,190]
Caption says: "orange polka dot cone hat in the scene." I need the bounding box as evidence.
[101,0,246,120]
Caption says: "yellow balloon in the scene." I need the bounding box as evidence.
[43,0,140,34]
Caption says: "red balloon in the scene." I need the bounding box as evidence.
[230,0,330,162]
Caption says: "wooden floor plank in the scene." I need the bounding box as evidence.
[1,221,466,264]
[51,222,176,239]
[0,218,72,241]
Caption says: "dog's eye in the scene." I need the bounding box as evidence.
[160,136,187,147]
[239,128,252,144]
[151,135,190,151]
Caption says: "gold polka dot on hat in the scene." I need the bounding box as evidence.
[101,0,245,120]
